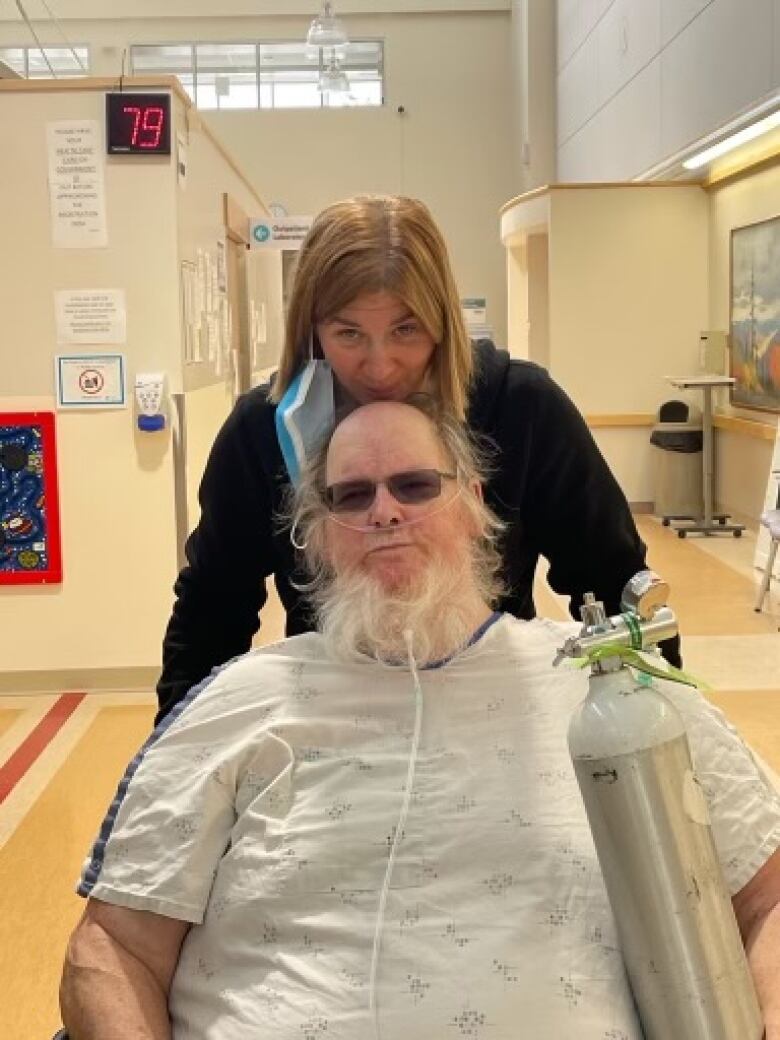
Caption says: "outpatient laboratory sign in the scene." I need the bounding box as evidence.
[249,216,312,250]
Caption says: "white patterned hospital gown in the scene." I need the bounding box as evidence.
[78,615,780,1039]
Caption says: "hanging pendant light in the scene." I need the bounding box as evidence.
[319,55,350,95]
[307,2,349,49]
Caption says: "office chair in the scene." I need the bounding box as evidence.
[755,470,780,614]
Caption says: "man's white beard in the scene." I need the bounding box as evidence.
[314,551,482,666]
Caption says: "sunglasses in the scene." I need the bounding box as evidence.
[324,468,457,514]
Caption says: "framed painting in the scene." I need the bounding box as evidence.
[729,214,780,412]
[0,412,62,584]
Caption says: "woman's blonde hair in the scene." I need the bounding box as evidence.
[270,195,473,420]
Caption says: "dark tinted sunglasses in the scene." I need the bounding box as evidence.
[324,468,457,514]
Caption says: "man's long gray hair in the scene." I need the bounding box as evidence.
[290,398,507,607]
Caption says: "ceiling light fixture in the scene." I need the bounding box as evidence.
[683,107,780,169]
[319,56,350,95]
[307,2,349,50]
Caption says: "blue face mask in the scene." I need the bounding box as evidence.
[275,359,335,486]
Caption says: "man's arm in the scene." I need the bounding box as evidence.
[733,846,780,1037]
[60,898,190,1040]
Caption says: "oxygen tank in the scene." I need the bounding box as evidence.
[561,571,763,1040]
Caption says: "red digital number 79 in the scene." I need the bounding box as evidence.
[123,105,164,148]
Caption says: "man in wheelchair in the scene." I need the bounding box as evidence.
[60,401,780,1039]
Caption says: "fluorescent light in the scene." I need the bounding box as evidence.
[683,109,780,169]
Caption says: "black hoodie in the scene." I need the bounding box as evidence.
[157,341,675,720]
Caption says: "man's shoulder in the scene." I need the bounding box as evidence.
[163,634,332,731]
[488,611,574,633]
[479,613,580,660]
[249,631,328,661]
[225,632,330,675]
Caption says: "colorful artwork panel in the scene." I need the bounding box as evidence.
[730,215,780,413]
[0,413,62,584]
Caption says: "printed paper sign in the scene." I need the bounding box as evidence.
[55,289,127,345]
[216,238,227,293]
[55,354,126,408]
[47,121,108,248]
[461,298,487,328]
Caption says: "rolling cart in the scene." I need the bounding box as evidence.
[663,376,744,539]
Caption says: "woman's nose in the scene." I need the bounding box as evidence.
[363,343,395,380]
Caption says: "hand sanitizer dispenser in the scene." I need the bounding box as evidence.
[135,372,167,432]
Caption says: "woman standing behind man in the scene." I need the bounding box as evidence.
[156,194,678,720]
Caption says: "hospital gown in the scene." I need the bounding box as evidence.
[78,614,780,1039]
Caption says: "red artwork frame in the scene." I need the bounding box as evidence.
[0,412,62,585]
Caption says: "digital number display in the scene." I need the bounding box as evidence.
[106,93,171,155]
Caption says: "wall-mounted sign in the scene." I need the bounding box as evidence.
[55,354,126,409]
[461,296,492,341]
[46,120,107,248]
[0,412,62,585]
[55,289,127,345]
[461,297,487,328]
[249,216,312,250]
[106,92,172,156]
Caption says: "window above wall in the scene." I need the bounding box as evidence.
[130,40,384,110]
[0,45,89,77]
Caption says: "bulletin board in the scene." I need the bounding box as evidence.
[0,412,62,584]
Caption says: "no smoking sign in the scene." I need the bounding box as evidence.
[55,354,126,409]
[78,369,105,395]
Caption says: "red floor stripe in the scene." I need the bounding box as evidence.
[0,692,87,804]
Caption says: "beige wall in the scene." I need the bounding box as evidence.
[502,175,779,521]
[548,185,709,505]
[591,427,656,507]
[547,186,709,413]
[0,87,180,675]
[0,11,516,349]
[0,81,280,678]
[182,380,234,530]
[0,89,180,398]
[502,184,710,506]
[192,13,515,347]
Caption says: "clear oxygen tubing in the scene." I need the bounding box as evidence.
[368,628,424,1040]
